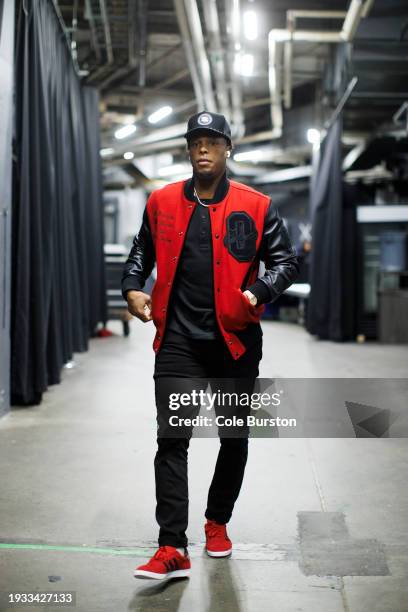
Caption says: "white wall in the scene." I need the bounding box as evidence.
[105,187,147,248]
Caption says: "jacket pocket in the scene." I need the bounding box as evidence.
[150,281,163,328]
[219,288,261,331]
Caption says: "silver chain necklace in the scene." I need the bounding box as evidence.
[193,187,211,207]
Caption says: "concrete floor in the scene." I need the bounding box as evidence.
[0,319,407,612]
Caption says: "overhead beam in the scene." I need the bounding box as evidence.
[138,0,148,87]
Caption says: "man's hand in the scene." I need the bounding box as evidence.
[126,290,153,322]
[243,290,257,306]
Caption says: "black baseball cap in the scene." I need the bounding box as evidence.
[184,111,232,144]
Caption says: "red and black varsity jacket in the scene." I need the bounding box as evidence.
[121,178,299,359]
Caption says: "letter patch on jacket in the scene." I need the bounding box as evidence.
[224,211,258,262]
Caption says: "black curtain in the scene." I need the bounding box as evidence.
[11,0,107,405]
[306,117,357,341]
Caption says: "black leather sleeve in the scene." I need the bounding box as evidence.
[247,200,299,304]
[121,206,156,300]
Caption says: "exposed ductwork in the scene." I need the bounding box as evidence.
[173,0,245,135]
[174,0,217,112]
[201,0,231,120]
[85,0,116,84]
[225,0,245,139]
[173,0,205,110]
[183,0,217,111]
[268,0,374,140]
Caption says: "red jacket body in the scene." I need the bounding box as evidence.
[122,178,299,359]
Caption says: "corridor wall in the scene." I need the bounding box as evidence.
[0,0,15,417]
[11,0,107,405]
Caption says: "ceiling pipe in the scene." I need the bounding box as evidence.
[137,0,148,87]
[128,0,138,68]
[253,165,312,184]
[225,0,245,139]
[173,0,205,110]
[151,68,190,90]
[182,0,217,111]
[84,0,102,62]
[97,0,139,91]
[116,138,187,157]
[108,122,187,156]
[268,37,284,139]
[50,0,82,75]
[285,10,347,109]
[283,33,293,109]
[226,160,269,177]
[201,0,231,120]
[99,0,113,64]
[236,129,283,145]
[287,10,347,20]
[340,0,366,40]
[268,0,374,139]
[86,0,115,84]
[271,30,343,43]
[361,0,375,18]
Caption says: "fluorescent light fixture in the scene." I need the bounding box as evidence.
[114,124,137,140]
[158,163,189,177]
[148,106,173,124]
[234,149,263,163]
[100,147,114,157]
[244,10,258,40]
[241,54,254,77]
[307,128,320,145]
[123,151,134,160]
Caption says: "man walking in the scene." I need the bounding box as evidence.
[121,111,299,580]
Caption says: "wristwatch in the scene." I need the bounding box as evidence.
[244,290,258,306]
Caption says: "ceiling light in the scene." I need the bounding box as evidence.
[148,106,173,124]
[114,124,137,140]
[307,128,320,145]
[244,10,258,40]
[123,151,134,160]
[240,54,254,77]
[100,147,114,157]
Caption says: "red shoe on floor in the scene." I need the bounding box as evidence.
[205,519,232,557]
[134,546,191,580]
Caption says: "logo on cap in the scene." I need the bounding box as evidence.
[197,113,213,126]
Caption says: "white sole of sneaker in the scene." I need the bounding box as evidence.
[134,569,191,580]
[206,548,232,557]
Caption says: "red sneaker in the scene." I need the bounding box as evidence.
[205,519,232,557]
[134,546,191,580]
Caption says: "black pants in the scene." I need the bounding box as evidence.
[153,329,262,548]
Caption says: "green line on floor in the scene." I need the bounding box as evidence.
[0,543,151,557]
